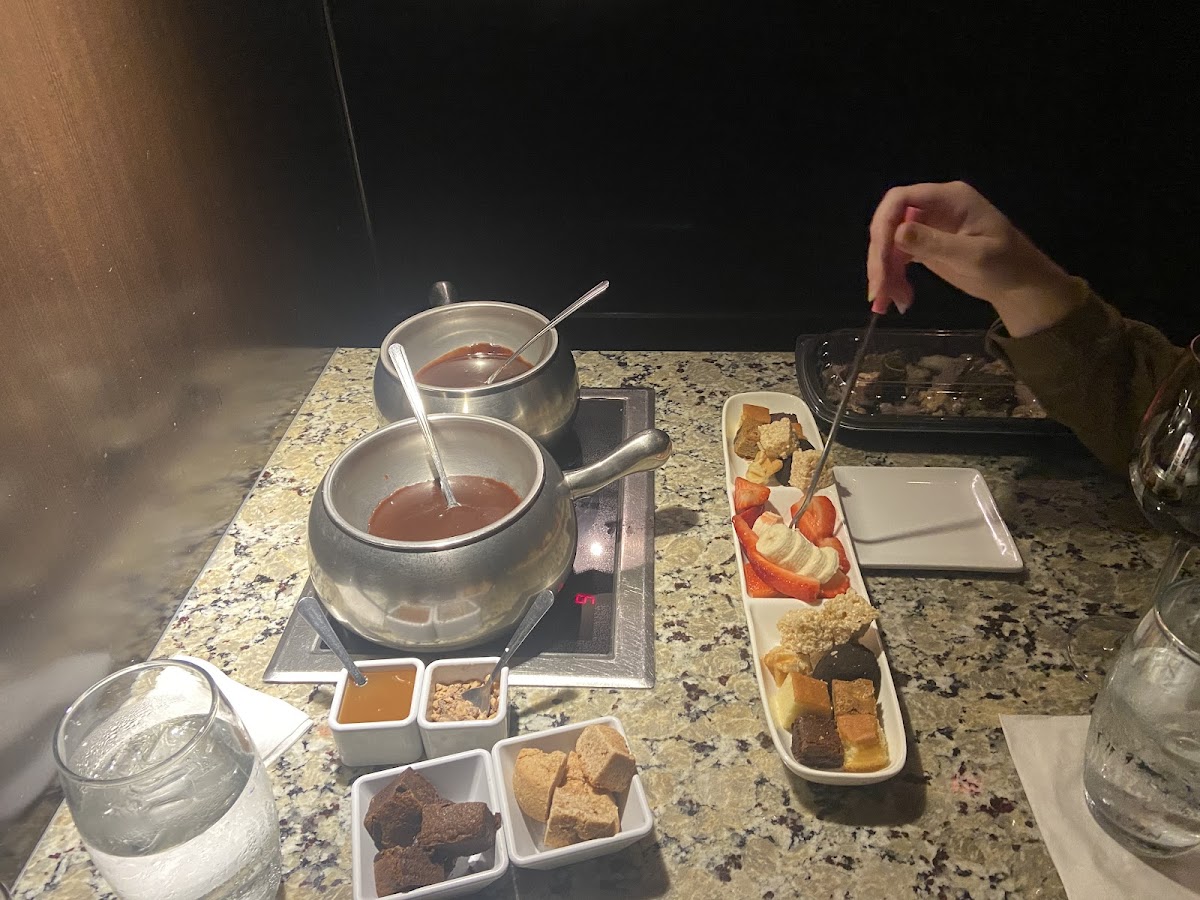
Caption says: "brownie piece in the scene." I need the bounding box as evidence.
[390,768,443,806]
[416,801,500,860]
[790,714,844,769]
[365,787,424,851]
[374,845,447,894]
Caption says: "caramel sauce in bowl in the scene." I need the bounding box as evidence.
[373,301,579,448]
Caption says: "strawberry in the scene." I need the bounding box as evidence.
[818,536,850,573]
[819,570,850,599]
[733,476,771,513]
[743,561,776,597]
[747,547,820,603]
[790,495,837,543]
[731,511,759,551]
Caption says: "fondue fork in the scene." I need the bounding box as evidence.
[790,207,920,529]
[789,311,880,528]
[787,206,916,528]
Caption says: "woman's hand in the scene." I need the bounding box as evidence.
[866,181,1084,337]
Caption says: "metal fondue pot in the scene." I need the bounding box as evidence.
[307,414,671,651]
[373,300,579,448]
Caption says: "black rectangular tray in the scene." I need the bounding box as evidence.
[795,328,1072,438]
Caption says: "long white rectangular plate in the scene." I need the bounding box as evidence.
[721,390,906,785]
[834,466,1023,572]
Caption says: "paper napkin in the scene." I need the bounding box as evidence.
[1001,714,1200,900]
[175,655,311,765]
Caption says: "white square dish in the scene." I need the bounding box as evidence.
[490,716,654,870]
[418,657,510,759]
[834,466,1023,572]
[330,658,426,768]
[350,749,508,900]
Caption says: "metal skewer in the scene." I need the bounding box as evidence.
[790,310,882,529]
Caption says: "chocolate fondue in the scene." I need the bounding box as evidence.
[368,476,522,541]
[415,343,534,388]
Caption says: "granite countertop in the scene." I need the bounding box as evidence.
[14,350,1170,899]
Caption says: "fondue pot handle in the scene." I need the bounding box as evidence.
[428,281,458,306]
[564,428,672,500]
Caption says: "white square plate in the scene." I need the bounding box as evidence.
[834,466,1023,572]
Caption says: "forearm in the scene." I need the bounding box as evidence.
[987,285,1186,473]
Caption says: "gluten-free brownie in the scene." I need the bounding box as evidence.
[373,845,447,894]
[415,801,501,861]
[790,714,844,769]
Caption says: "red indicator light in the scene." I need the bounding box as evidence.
[574,593,596,605]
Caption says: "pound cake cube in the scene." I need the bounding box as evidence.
[512,748,567,822]
[544,788,621,848]
[836,713,889,773]
[733,403,771,458]
[790,714,844,769]
[832,679,877,717]
[560,750,604,796]
[373,845,447,895]
[576,724,637,794]
[791,673,832,717]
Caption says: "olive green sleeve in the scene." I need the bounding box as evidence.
[985,279,1187,473]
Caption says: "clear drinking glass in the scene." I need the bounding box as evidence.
[1082,577,1200,857]
[1067,334,1200,683]
[52,659,283,900]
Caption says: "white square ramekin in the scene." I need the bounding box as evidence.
[330,657,425,767]
[350,749,508,900]
[417,657,510,759]
[490,715,654,870]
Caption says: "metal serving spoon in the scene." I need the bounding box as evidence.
[297,595,367,686]
[388,342,459,508]
[462,588,555,713]
[483,280,610,385]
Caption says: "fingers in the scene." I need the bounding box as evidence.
[867,181,985,307]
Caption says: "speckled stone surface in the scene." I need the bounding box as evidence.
[13,350,1174,899]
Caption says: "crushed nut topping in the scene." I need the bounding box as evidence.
[426,678,500,722]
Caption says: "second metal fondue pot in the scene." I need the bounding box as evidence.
[373,301,579,448]
[307,414,671,651]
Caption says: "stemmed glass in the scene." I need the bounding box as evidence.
[1066,334,1200,683]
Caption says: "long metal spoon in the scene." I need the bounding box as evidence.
[388,342,459,508]
[462,588,555,713]
[297,595,367,686]
[483,280,610,385]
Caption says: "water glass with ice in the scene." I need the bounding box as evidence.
[53,659,283,900]
[1083,576,1200,857]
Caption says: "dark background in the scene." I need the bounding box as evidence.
[328,1,1198,349]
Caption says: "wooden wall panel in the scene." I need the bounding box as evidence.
[0,0,372,881]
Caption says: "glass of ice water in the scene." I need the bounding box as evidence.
[1083,577,1200,857]
[52,659,283,900]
